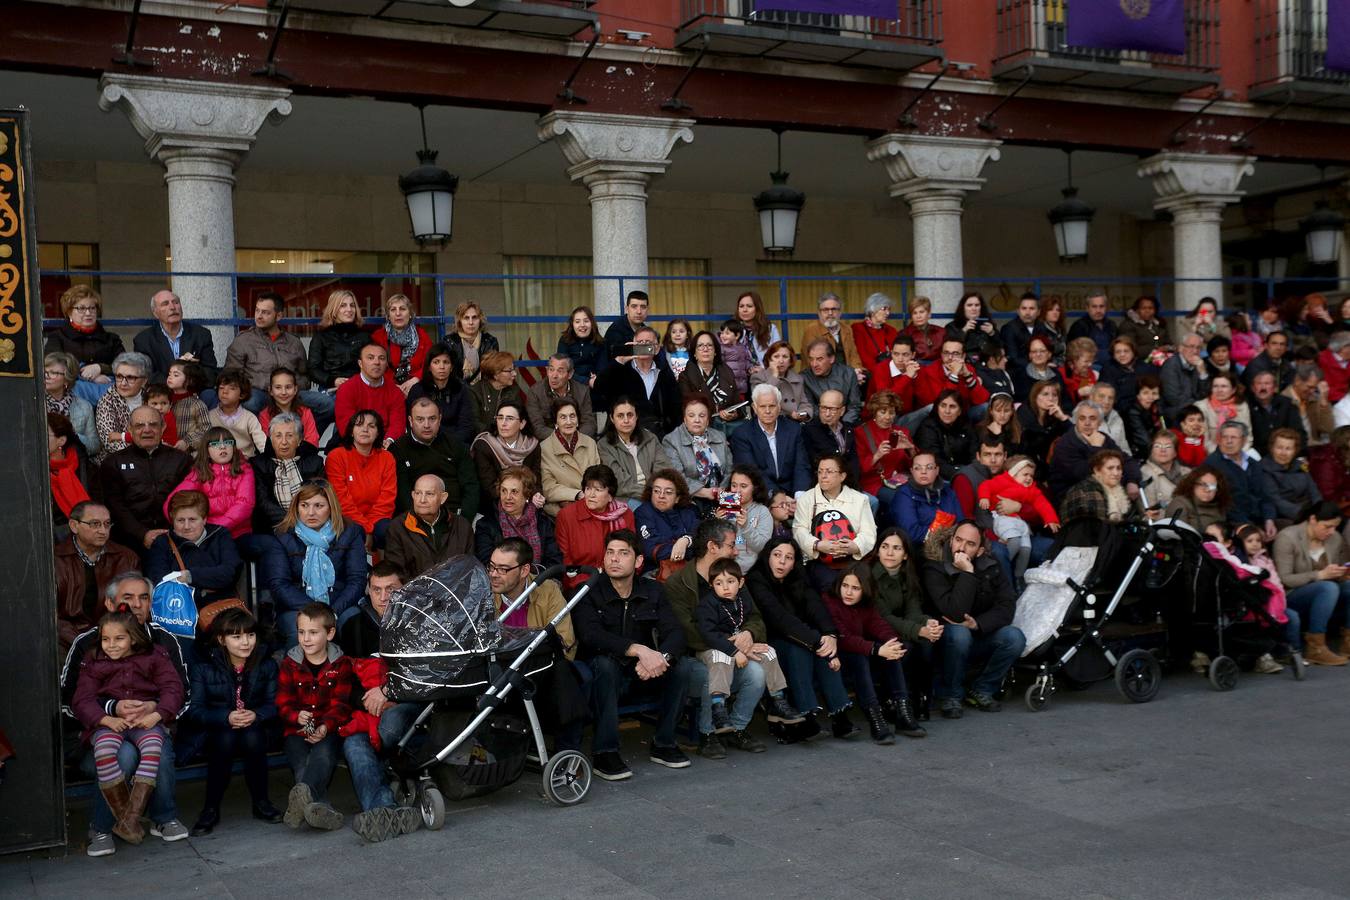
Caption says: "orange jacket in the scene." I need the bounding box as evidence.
[325,447,396,535]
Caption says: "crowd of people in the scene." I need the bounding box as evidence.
[45,281,1350,856]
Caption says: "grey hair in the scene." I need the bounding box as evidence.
[1090,381,1116,397]
[817,292,841,309]
[104,571,151,603]
[1330,332,1350,354]
[750,383,782,405]
[1295,362,1324,382]
[548,353,575,373]
[414,473,447,493]
[112,351,152,377]
[44,351,79,388]
[1072,401,1104,420]
[863,292,892,316]
[1218,420,1250,438]
[148,291,179,313]
[269,411,303,434]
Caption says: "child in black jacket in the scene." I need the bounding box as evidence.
[695,558,805,733]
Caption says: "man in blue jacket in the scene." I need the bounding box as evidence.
[1207,420,1277,541]
[729,383,812,497]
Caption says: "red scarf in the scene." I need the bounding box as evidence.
[555,429,580,455]
[68,320,98,336]
[49,447,90,515]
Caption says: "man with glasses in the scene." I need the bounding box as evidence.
[798,292,865,383]
[803,389,866,496]
[914,339,990,411]
[526,355,595,441]
[99,406,192,554]
[574,530,691,780]
[593,325,682,436]
[54,501,139,650]
[729,383,812,497]
[389,398,479,521]
[801,339,863,426]
[383,474,473,579]
[132,290,219,386]
[663,518,768,759]
[1160,332,1212,422]
[1207,421,1278,541]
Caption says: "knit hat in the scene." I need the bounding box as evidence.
[1006,458,1035,480]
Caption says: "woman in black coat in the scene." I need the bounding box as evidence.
[248,423,326,558]
[405,342,477,446]
[912,389,974,481]
[1017,380,1071,482]
[749,536,856,739]
[306,290,371,389]
[43,285,125,395]
[146,492,243,606]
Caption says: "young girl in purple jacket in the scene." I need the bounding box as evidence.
[72,607,185,846]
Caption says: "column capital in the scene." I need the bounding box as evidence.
[1137,151,1255,213]
[866,134,1002,202]
[538,111,694,187]
[98,74,292,164]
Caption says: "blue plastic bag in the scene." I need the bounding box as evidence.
[151,578,198,639]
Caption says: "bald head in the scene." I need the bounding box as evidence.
[129,405,164,449]
[410,473,449,520]
[818,389,845,428]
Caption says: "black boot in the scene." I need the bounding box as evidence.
[863,704,895,745]
[916,693,931,721]
[892,697,927,738]
[830,709,861,740]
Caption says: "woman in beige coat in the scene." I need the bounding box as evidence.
[539,397,600,516]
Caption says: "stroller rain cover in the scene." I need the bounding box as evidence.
[381,556,502,700]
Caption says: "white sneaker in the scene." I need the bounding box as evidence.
[150,819,189,842]
[1190,651,1211,675]
[1253,653,1285,675]
[86,832,115,857]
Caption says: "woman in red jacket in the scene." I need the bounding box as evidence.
[324,409,396,549]
[372,293,432,395]
[823,562,925,745]
[555,464,635,591]
[853,390,914,508]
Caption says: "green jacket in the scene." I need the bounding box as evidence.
[664,561,765,655]
[872,561,928,643]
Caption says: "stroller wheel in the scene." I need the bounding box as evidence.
[1114,649,1162,704]
[1024,680,1052,712]
[418,785,446,831]
[1207,656,1239,692]
[541,750,591,806]
[1291,652,1308,681]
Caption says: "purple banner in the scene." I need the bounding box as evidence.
[1066,0,1186,56]
[1329,0,1350,72]
[754,0,898,18]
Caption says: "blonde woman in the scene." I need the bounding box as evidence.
[446,300,499,383]
[306,289,369,390]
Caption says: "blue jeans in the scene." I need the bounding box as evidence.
[771,638,851,714]
[989,535,1055,587]
[585,655,686,754]
[838,651,908,708]
[342,733,395,812]
[378,702,424,751]
[276,611,300,649]
[73,378,111,406]
[1284,581,1350,637]
[897,405,931,434]
[84,743,178,833]
[928,623,1026,701]
[284,732,340,802]
[684,654,766,735]
[242,391,268,414]
[302,389,336,437]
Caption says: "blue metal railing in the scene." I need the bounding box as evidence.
[39,269,1343,366]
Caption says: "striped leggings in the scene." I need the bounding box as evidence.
[92,726,166,786]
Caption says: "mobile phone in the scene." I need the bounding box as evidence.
[892,430,903,445]
[631,341,656,357]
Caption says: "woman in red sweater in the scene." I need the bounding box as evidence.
[853,390,914,507]
[325,409,396,549]
[555,464,635,591]
[372,293,431,394]
[823,561,925,745]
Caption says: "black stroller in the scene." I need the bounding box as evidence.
[1015,516,1192,711]
[379,558,597,829]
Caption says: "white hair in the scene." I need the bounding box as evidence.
[751,383,782,405]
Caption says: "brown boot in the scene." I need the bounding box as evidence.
[100,780,131,824]
[1337,633,1350,659]
[1303,633,1348,667]
[114,779,152,844]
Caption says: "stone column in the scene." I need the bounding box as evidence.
[99,75,292,351]
[1138,152,1255,312]
[538,111,694,316]
[866,134,1002,316]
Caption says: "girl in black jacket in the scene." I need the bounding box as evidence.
[748,536,859,740]
[185,608,281,835]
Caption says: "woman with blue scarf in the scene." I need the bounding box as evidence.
[260,479,369,647]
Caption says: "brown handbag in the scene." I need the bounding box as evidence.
[656,559,686,583]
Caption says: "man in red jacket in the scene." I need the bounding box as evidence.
[334,344,407,446]
[913,338,991,410]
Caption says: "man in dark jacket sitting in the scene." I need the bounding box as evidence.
[572,529,691,782]
[99,406,192,555]
[383,474,473,579]
[920,521,1026,719]
[338,562,424,753]
[389,399,479,520]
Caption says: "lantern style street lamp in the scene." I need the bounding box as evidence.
[754,129,805,255]
[1047,151,1095,261]
[399,105,459,246]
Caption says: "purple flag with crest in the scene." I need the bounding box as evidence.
[1328,0,1350,72]
[755,0,899,18]
[1066,0,1186,56]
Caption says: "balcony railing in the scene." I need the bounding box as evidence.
[679,0,942,46]
[994,0,1219,76]
[1253,0,1350,93]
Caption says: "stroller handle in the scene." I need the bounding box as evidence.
[496,565,601,623]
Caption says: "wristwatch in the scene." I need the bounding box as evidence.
[661,652,673,665]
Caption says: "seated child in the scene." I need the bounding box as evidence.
[207,369,267,457]
[1172,405,1208,468]
[718,320,753,399]
[695,558,804,734]
[187,607,281,836]
[167,360,210,451]
[277,602,354,832]
[1235,523,1296,673]
[978,456,1061,587]
[71,607,185,845]
[143,383,179,447]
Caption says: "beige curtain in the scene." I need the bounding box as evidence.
[753,260,913,346]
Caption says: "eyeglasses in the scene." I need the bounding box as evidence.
[817,468,842,476]
[486,562,524,575]
[820,404,844,412]
[651,487,676,496]
[942,350,965,358]
[71,305,99,314]
[1197,482,1219,491]
[495,414,520,422]
[820,306,841,314]
[208,439,236,449]
[73,519,112,529]
[114,373,145,383]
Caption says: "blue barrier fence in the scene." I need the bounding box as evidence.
[39,269,1345,366]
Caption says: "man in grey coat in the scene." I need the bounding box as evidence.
[1160,333,1210,422]
[801,339,862,426]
